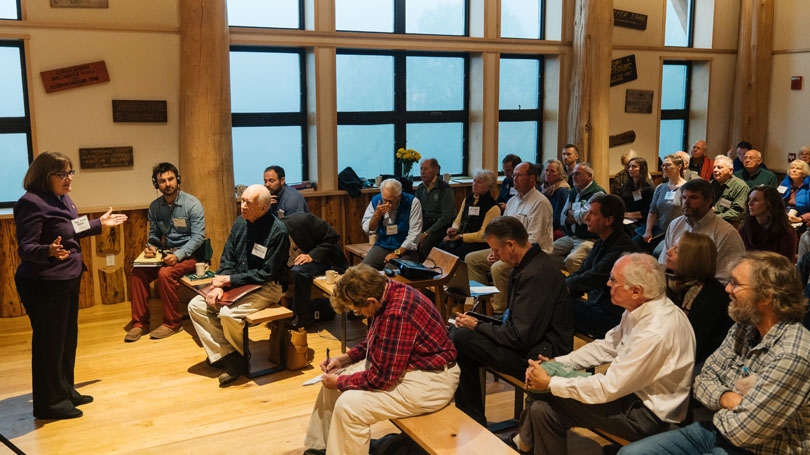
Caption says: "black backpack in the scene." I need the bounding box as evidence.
[338,166,364,197]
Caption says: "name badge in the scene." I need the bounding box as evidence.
[719,198,732,209]
[572,202,582,212]
[172,218,187,228]
[664,191,675,201]
[71,215,91,233]
[252,243,268,259]
[386,225,398,235]
[777,185,788,194]
[632,190,642,202]
[509,187,517,196]
[468,206,480,216]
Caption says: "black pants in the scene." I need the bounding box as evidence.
[16,274,83,416]
[290,261,328,319]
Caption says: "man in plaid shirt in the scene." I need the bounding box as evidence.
[620,251,810,455]
[302,264,459,455]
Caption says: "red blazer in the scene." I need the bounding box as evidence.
[698,157,714,181]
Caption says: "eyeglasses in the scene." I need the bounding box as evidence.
[728,279,751,292]
[512,173,531,178]
[52,170,76,180]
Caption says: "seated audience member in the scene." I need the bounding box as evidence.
[452,216,573,426]
[689,140,714,180]
[619,252,810,455]
[664,232,733,364]
[800,145,810,166]
[617,156,654,230]
[439,169,499,257]
[738,185,797,261]
[636,154,686,255]
[466,162,553,314]
[550,162,605,273]
[280,213,348,330]
[505,254,695,455]
[415,158,455,258]
[609,149,638,195]
[674,151,701,181]
[658,178,745,283]
[263,165,309,217]
[496,154,522,211]
[734,149,779,188]
[730,140,752,172]
[187,185,288,386]
[561,144,580,187]
[711,155,748,225]
[302,264,459,455]
[539,159,570,239]
[567,194,639,338]
[361,178,422,270]
[781,159,810,223]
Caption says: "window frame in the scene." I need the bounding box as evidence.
[665,0,695,48]
[0,39,33,208]
[229,45,309,182]
[500,0,546,40]
[335,0,470,36]
[226,0,304,30]
[660,60,692,155]
[498,53,544,164]
[336,48,470,179]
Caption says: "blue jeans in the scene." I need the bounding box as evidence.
[618,421,753,455]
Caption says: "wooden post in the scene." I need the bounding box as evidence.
[729,0,773,152]
[179,0,235,269]
[567,0,613,187]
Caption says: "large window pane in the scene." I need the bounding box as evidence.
[335,0,393,33]
[0,46,24,117]
[232,126,303,185]
[406,56,464,111]
[501,0,542,39]
[661,64,688,110]
[659,119,686,158]
[337,54,394,112]
[0,0,18,20]
[665,0,693,47]
[230,52,300,113]
[337,124,394,180]
[405,0,465,36]
[499,58,540,110]
[0,133,28,203]
[498,121,538,164]
[227,0,300,29]
[405,123,464,175]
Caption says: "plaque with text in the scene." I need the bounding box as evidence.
[625,89,654,114]
[50,0,108,7]
[40,61,109,93]
[79,147,134,169]
[112,100,168,123]
[611,55,637,87]
[614,9,647,31]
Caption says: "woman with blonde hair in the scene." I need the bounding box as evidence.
[635,154,685,254]
[781,159,810,224]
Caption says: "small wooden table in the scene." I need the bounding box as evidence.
[344,243,373,265]
[312,276,349,353]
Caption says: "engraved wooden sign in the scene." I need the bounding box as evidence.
[613,9,648,31]
[611,55,638,87]
[50,0,108,7]
[624,89,654,114]
[40,61,109,93]
[112,100,168,123]
[79,146,134,169]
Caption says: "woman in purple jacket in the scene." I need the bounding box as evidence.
[14,151,127,420]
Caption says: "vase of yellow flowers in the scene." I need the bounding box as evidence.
[395,147,421,180]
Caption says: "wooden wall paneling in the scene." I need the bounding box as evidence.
[0,218,22,318]
[123,209,149,302]
[79,235,95,309]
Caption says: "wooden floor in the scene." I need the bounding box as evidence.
[0,299,609,455]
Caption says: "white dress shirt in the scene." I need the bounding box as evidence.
[504,187,554,253]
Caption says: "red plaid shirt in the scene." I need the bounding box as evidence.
[338,280,456,391]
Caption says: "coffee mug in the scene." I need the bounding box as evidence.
[443,173,451,183]
[325,270,339,285]
[789,208,798,218]
[375,175,383,187]
[195,263,209,276]
[369,233,378,245]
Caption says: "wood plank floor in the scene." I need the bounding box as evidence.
[0,299,609,455]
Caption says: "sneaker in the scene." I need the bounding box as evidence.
[218,352,245,386]
[303,449,325,455]
[150,325,183,339]
[124,326,148,342]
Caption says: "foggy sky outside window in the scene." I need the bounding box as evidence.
[659,63,690,159]
[336,54,394,112]
[501,0,543,39]
[0,0,19,20]
[226,0,300,28]
[0,43,29,205]
[336,0,393,32]
[336,0,465,35]
[498,57,542,164]
[406,56,464,111]
[665,0,693,47]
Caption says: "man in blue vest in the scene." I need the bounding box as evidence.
[361,178,423,270]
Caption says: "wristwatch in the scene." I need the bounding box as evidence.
[394,248,403,257]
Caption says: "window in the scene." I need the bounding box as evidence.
[0,40,32,207]
[498,55,543,165]
[230,47,307,185]
[0,0,19,20]
[501,0,545,39]
[665,0,694,47]
[336,50,468,179]
[226,0,302,29]
[335,0,467,36]
[659,61,691,161]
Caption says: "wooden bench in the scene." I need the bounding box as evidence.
[345,243,372,265]
[391,404,519,455]
[242,305,294,378]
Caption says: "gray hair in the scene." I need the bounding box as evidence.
[544,159,567,181]
[714,155,734,169]
[621,253,666,300]
[379,178,402,195]
[790,159,810,177]
[473,168,498,189]
[574,162,594,176]
[675,151,690,165]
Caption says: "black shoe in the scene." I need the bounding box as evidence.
[498,433,528,454]
[218,352,245,386]
[35,407,83,420]
[71,394,94,406]
[303,449,326,455]
[208,357,224,369]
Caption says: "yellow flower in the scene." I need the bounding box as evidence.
[395,147,421,163]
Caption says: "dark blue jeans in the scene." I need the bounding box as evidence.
[618,421,754,455]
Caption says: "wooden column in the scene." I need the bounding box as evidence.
[729,0,773,151]
[566,0,613,187]
[179,0,235,269]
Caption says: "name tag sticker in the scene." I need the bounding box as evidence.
[386,225,398,236]
[719,198,732,209]
[632,190,642,201]
[468,206,480,216]
[71,215,91,233]
[509,187,517,196]
[572,202,582,212]
[664,191,675,201]
[777,185,787,194]
[252,243,268,259]
[173,218,187,228]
